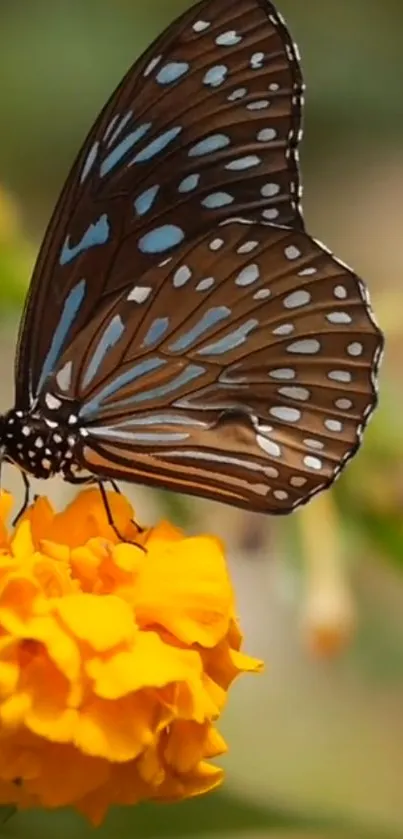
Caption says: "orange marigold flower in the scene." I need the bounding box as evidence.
[0,489,263,825]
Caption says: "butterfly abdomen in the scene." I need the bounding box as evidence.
[2,409,78,480]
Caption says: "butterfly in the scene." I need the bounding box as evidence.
[2,0,383,519]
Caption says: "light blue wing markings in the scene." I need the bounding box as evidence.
[112,364,206,406]
[155,61,189,85]
[142,317,170,348]
[129,126,182,165]
[203,65,229,88]
[134,185,160,217]
[94,412,208,430]
[89,429,190,444]
[79,357,166,418]
[197,319,259,356]
[82,315,125,390]
[105,110,133,148]
[80,142,99,183]
[103,114,120,144]
[37,280,86,394]
[87,364,206,415]
[178,173,200,193]
[159,450,269,474]
[138,225,185,254]
[100,123,152,177]
[188,134,231,157]
[60,215,110,266]
[168,306,231,353]
[202,192,234,209]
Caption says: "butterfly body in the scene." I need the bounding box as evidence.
[0,409,81,481]
[2,0,383,515]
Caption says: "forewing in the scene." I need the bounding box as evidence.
[41,221,383,514]
[16,0,304,407]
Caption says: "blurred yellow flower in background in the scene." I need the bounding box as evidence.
[0,489,262,825]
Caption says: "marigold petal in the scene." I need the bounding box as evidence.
[0,660,19,696]
[0,577,39,633]
[21,496,55,548]
[112,543,144,577]
[40,540,70,564]
[28,743,109,809]
[19,615,81,684]
[145,520,184,545]
[0,692,32,728]
[164,720,226,773]
[87,632,202,699]
[46,489,136,547]
[74,693,159,762]
[202,638,264,691]
[230,648,264,675]
[56,594,136,651]
[134,536,233,646]
[10,521,34,561]
[0,492,13,548]
[27,707,78,744]
[155,760,224,801]
[75,762,149,825]
[0,489,262,822]
[137,744,165,786]
[204,726,228,759]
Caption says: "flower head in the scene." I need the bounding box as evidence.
[0,489,262,824]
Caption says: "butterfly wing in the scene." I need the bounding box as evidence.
[16,0,304,408]
[40,221,383,514]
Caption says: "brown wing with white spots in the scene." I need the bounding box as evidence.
[16,0,304,408]
[40,221,383,514]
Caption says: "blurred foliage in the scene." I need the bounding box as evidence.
[4,791,403,839]
[0,187,34,312]
[1,0,403,231]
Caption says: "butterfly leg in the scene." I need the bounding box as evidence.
[106,479,145,534]
[12,471,31,525]
[98,481,146,550]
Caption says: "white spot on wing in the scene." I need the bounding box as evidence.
[216,30,242,46]
[193,20,210,32]
[173,265,192,287]
[287,339,320,355]
[45,393,62,411]
[56,361,73,392]
[256,435,281,457]
[127,285,152,303]
[284,290,311,309]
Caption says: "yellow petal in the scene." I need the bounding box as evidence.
[11,520,34,560]
[19,615,81,684]
[0,491,13,548]
[204,726,228,759]
[87,631,202,698]
[56,594,136,650]
[21,496,55,548]
[137,744,165,786]
[74,694,157,762]
[164,720,215,772]
[134,536,233,647]
[47,489,136,546]
[0,692,31,728]
[0,659,19,695]
[155,760,224,801]
[29,743,109,809]
[40,540,70,564]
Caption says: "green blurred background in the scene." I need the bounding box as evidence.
[1,1,403,837]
